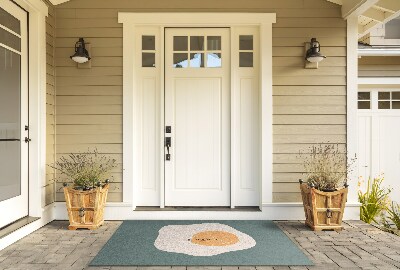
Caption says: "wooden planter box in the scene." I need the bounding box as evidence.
[63,184,109,230]
[300,182,348,231]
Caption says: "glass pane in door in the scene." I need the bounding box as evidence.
[0,46,21,201]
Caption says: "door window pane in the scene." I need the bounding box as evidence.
[358,92,370,100]
[174,36,188,51]
[392,92,400,100]
[0,27,21,51]
[189,53,204,68]
[190,36,204,51]
[142,53,155,67]
[142,35,155,50]
[207,53,221,68]
[239,52,253,67]
[378,101,390,109]
[378,92,390,100]
[358,101,370,109]
[239,35,253,50]
[173,53,188,68]
[207,36,221,50]
[393,101,400,109]
[0,7,20,34]
[0,47,21,201]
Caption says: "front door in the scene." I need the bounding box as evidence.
[164,28,230,206]
[0,0,28,228]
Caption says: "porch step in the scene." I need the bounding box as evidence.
[0,217,40,240]
[135,206,261,212]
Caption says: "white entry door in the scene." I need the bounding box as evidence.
[164,28,230,206]
[358,90,400,202]
[0,0,29,228]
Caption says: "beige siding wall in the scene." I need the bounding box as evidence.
[359,56,400,77]
[54,0,346,203]
[45,1,56,206]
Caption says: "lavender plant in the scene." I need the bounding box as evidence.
[50,148,117,189]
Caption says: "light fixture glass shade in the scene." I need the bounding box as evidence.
[71,55,89,64]
[305,38,326,63]
[70,38,91,63]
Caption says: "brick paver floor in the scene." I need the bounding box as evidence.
[0,220,399,270]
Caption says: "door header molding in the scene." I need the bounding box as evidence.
[118,12,276,26]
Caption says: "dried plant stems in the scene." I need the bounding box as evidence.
[50,148,117,189]
[299,144,356,191]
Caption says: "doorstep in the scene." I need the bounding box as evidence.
[0,216,40,240]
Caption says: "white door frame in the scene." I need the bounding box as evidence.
[119,13,275,210]
[11,0,48,218]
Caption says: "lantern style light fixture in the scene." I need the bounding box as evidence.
[70,38,91,64]
[305,38,326,63]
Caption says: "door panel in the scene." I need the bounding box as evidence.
[378,117,400,201]
[174,78,222,190]
[164,28,230,206]
[0,0,28,229]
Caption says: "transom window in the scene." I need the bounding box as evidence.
[172,35,222,68]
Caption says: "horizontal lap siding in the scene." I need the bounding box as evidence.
[359,56,400,77]
[55,0,346,203]
[45,1,56,207]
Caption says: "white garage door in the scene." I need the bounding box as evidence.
[358,89,400,202]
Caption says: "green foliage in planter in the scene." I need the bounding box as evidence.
[298,144,355,191]
[382,201,400,230]
[358,176,391,224]
[50,148,117,189]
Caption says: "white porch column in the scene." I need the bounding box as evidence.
[347,16,360,206]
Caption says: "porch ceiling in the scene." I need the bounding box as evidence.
[47,0,399,42]
[326,0,400,40]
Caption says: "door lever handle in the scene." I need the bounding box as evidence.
[165,137,171,161]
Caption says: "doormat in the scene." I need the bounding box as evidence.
[90,220,313,266]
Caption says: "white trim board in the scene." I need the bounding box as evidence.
[359,77,400,85]
[53,202,361,220]
[119,13,276,210]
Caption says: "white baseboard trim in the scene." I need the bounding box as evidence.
[0,203,54,251]
[54,202,361,220]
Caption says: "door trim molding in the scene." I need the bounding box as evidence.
[119,13,276,210]
[13,0,48,217]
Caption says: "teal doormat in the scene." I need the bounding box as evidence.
[90,220,313,266]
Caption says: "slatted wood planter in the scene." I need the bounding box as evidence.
[300,182,348,231]
[63,184,109,230]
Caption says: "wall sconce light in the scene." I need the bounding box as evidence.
[305,38,326,69]
[70,38,91,64]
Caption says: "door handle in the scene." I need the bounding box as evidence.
[165,137,171,161]
[0,139,20,142]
